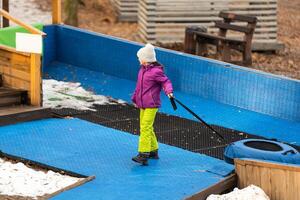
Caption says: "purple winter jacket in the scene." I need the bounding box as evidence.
[131,63,173,108]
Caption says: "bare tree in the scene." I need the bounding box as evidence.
[64,0,84,26]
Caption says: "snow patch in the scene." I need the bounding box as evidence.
[0,158,83,198]
[43,79,126,111]
[206,185,270,200]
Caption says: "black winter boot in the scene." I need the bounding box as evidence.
[132,153,149,165]
[149,150,159,159]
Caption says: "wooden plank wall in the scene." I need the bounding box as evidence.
[235,159,300,200]
[0,8,43,106]
[111,0,139,22]
[138,0,278,50]
[0,45,33,104]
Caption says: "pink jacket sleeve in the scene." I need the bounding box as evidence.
[154,68,173,95]
[131,89,137,104]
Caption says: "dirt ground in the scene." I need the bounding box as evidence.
[35,0,300,79]
[77,0,140,42]
[251,0,300,79]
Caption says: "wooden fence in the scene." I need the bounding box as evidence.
[137,0,281,51]
[235,159,300,200]
[0,45,31,95]
[111,0,139,22]
[0,44,41,106]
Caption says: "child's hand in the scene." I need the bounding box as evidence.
[167,93,174,99]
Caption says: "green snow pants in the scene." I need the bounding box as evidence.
[138,108,159,153]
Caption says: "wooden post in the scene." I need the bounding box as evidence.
[2,0,9,27]
[30,53,41,106]
[196,39,208,57]
[52,0,62,24]
[184,26,207,55]
[243,21,257,66]
[184,26,197,54]
[221,43,231,63]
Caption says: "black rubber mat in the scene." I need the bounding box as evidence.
[52,104,299,160]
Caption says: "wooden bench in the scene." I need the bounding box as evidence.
[184,12,257,66]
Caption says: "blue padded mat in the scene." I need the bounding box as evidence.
[44,63,300,146]
[0,118,234,200]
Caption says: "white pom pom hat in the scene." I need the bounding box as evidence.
[137,43,157,63]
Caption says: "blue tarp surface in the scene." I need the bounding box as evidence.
[42,25,300,145]
[43,25,300,123]
[0,22,298,200]
[45,62,300,146]
[0,118,234,200]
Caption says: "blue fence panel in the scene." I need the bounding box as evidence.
[43,25,57,69]
[43,25,300,122]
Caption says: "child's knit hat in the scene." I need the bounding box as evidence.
[137,43,157,63]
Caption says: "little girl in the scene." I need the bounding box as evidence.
[131,43,174,165]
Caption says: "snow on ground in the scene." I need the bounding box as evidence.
[206,185,270,200]
[9,0,51,25]
[0,158,83,198]
[43,79,126,111]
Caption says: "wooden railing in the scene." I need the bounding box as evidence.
[0,9,46,35]
[0,8,46,106]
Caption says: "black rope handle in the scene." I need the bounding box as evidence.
[170,97,177,110]
[170,97,225,141]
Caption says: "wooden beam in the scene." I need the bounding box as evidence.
[0,106,47,117]
[0,9,46,36]
[0,44,30,56]
[0,150,87,177]
[52,0,62,24]
[215,21,252,34]
[219,12,257,23]
[43,176,96,199]
[235,159,300,172]
[30,53,41,106]
[0,150,95,199]
[185,174,237,200]
[252,42,285,52]
[2,0,9,27]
